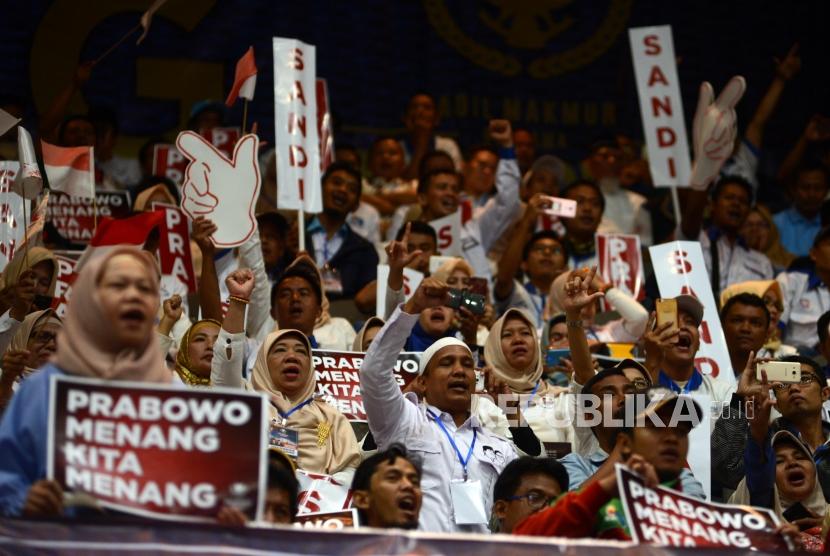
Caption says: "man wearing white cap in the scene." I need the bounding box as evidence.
[359,277,518,533]
[642,294,734,406]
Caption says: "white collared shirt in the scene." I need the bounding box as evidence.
[777,269,830,350]
[360,306,516,533]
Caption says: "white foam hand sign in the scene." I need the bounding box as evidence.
[176,131,261,247]
[689,76,746,190]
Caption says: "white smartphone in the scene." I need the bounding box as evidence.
[756,361,801,383]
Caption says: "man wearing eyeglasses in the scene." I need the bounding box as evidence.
[712,355,830,502]
[491,457,568,533]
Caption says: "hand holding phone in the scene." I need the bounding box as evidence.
[655,298,678,335]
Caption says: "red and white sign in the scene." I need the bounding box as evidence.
[41,141,95,198]
[316,78,334,172]
[428,212,462,257]
[152,128,242,185]
[51,254,79,318]
[225,46,257,107]
[0,161,24,270]
[273,38,322,213]
[616,465,786,550]
[649,241,732,381]
[152,203,196,293]
[296,470,352,516]
[47,375,269,523]
[597,233,644,303]
[629,26,692,187]
[313,350,421,422]
[47,190,131,244]
[375,265,423,318]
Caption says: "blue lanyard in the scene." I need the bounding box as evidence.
[427,409,477,480]
[278,398,314,422]
[525,381,541,410]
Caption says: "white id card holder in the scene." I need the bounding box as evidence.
[450,479,487,525]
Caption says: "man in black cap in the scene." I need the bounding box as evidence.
[492,457,569,534]
[270,256,324,348]
[643,294,734,405]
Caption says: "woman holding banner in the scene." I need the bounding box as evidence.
[0,247,171,517]
[476,308,572,446]
[213,268,361,482]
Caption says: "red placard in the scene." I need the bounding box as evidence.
[152,203,196,293]
[47,374,268,523]
[47,190,131,244]
[596,233,645,303]
[313,350,420,422]
[295,508,358,529]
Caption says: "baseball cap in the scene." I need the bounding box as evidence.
[675,294,704,326]
[635,387,703,431]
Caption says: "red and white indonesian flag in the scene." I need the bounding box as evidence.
[226,46,257,107]
[41,141,95,198]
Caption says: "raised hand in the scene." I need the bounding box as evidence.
[2,349,30,382]
[561,267,605,317]
[10,270,36,321]
[689,76,746,190]
[642,312,680,373]
[191,216,218,255]
[774,43,801,81]
[226,268,256,301]
[386,222,423,273]
[177,132,261,247]
[489,119,513,148]
[403,276,449,315]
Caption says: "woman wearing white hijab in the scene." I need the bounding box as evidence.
[476,308,572,446]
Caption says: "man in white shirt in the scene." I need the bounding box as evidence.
[679,175,773,299]
[360,277,517,533]
[777,226,830,350]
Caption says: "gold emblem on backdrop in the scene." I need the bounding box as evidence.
[423,0,632,78]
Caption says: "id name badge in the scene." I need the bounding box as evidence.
[269,424,299,461]
[450,479,487,525]
[321,266,343,294]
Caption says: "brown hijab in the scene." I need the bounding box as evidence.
[54,247,171,383]
[0,246,57,296]
[484,308,551,397]
[251,329,359,475]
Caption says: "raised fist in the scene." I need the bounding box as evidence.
[489,119,513,148]
[177,132,261,248]
[689,76,746,190]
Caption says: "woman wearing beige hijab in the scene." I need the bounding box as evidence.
[213,268,360,481]
[0,247,171,518]
[0,309,62,410]
[476,308,572,446]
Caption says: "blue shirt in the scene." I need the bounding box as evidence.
[0,364,61,516]
[559,448,706,499]
[774,207,821,257]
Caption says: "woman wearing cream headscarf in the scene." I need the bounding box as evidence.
[730,430,826,551]
[0,247,172,518]
[213,268,360,481]
[740,205,795,273]
[353,317,385,352]
[720,280,797,359]
[132,183,178,212]
[476,308,572,445]
[0,247,58,356]
[174,319,221,386]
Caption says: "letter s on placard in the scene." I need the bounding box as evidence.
[669,250,691,274]
[643,34,662,55]
[437,225,452,249]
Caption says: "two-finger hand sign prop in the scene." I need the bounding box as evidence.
[176,131,261,247]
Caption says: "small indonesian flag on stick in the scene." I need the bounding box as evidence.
[40,141,95,199]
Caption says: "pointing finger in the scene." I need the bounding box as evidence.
[176,131,224,167]
[695,81,715,117]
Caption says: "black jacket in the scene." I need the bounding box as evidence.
[306,224,378,300]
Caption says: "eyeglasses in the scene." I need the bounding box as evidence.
[30,331,57,346]
[508,491,557,510]
[772,374,819,392]
[630,378,650,391]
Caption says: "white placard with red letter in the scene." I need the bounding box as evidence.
[649,241,733,381]
[629,26,691,187]
[152,203,197,293]
[0,161,24,271]
[296,470,352,515]
[273,38,322,214]
[597,233,644,302]
[375,265,424,324]
[50,254,79,318]
[428,212,462,257]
